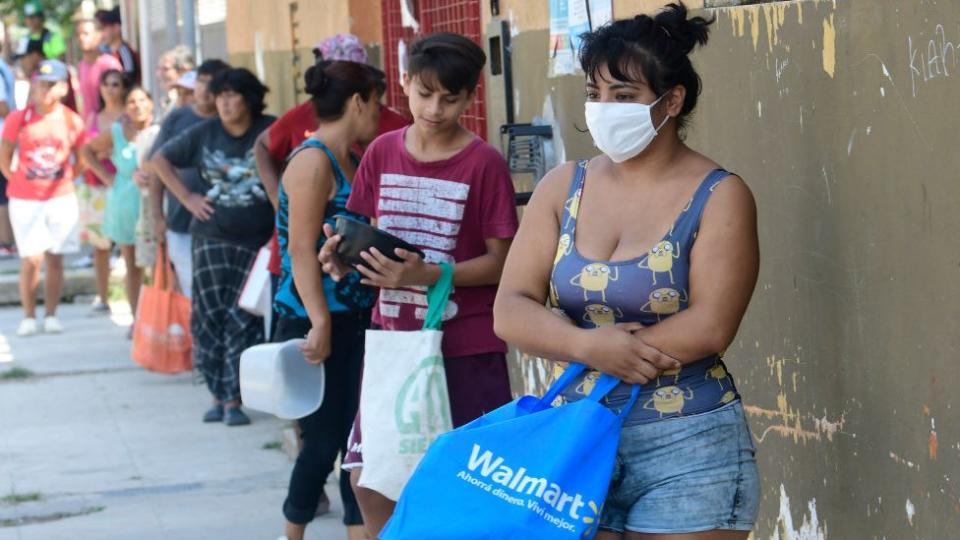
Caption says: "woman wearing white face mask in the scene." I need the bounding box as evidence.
[493,2,761,539]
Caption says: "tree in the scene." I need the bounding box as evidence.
[1,0,85,37]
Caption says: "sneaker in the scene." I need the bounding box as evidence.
[69,254,94,269]
[90,302,111,315]
[16,318,38,337]
[224,407,251,427]
[202,404,224,423]
[43,317,63,334]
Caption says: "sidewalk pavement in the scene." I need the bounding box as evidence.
[0,302,348,540]
[0,253,100,306]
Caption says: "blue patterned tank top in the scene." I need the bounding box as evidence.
[551,161,740,425]
[274,139,375,318]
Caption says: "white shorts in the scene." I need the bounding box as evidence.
[165,230,193,299]
[9,193,81,258]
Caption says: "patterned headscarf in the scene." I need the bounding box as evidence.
[313,34,368,64]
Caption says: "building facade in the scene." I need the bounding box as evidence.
[225,1,960,538]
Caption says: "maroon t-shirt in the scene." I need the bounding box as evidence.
[346,127,519,357]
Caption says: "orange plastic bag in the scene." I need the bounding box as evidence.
[132,249,192,373]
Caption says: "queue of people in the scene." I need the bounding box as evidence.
[2,1,761,538]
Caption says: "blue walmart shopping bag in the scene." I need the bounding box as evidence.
[380,363,639,540]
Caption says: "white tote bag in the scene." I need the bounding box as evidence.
[237,246,273,338]
[358,262,454,501]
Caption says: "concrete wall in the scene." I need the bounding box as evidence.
[497,0,960,538]
[222,0,960,536]
[224,0,384,115]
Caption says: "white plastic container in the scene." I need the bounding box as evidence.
[240,339,325,419]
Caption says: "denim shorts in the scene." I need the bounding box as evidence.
[600,400,760,534]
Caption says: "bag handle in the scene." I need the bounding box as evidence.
[535,362,589,409]
[421,262,454,330]
[152,247,175,292]
[586,373,642,420]
[537,364,642,420]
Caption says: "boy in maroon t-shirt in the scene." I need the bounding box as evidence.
[319,32,518,536]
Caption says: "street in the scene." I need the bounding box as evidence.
[0,302,348,540]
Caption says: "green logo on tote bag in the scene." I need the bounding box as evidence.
[395,355,451,454]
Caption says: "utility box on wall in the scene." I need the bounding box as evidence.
[484,18,512,146]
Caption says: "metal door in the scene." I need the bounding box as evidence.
[381,0,487,139]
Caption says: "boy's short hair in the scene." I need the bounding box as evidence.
[406,32,486,95]
[209,68,269,117]
[197,59,230,79]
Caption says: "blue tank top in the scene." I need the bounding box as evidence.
[274,139,375,318]
[551,161,740,425]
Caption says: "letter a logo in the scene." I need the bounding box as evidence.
[395,355,452,434]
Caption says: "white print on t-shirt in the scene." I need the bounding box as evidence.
[377,173,469,322]
[201,147,268,208]
[23,140,65,181]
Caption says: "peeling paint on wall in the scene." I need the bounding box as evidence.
[743,356,847,445]
[720,2,838,81]
[928,417,938,460]
[724,2,798,53]
[773,484,827,540]
[821,13,836,78]
[889,451,920,471]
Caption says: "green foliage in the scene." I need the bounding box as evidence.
[0,491,41,505]
[2,0,86,36]
[0,367,34,380]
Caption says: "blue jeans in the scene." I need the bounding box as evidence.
[600,400,760,534]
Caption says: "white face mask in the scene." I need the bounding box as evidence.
[584,97,671,163]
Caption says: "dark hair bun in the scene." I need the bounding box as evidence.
[653,2,713,55]
[304,62,331,96]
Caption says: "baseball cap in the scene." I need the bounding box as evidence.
[14,38,45,59]
[95,7,122,25]
[34,60,69,82]
[24,0,44,18]
[313,34,367,64]
[174,70,197,90]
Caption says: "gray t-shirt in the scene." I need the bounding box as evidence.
[159,115,276,247]
[149,106,207,233]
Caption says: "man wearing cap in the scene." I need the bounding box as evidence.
[18,1,67,61]
[16,39,46,83]
[75,18,123,125]
[172,70,196,108]
[0,60,86,337]
[16,33,78,114]
[155,45,195,120]
[145,59,231,299]
[96,7,140,84]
